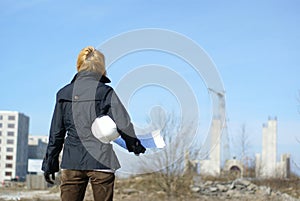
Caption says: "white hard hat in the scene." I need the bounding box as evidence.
[91,115,120,144]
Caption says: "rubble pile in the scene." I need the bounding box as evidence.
[190,178,299,201]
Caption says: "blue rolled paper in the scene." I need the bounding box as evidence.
[113,130,165,149]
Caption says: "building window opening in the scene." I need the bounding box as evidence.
[8,116,15,121]
[7,124,15,129]
[7,132,14,136]
[6,155,13,160]
[5,172,12,176]
[5,164,13,168]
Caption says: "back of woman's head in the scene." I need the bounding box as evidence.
[77,46,106,75]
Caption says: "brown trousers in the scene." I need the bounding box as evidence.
[60,169,115,201]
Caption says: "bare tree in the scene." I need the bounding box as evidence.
[294,91,300,174]
[235,124,251,161]
[139,111,199,198]
[296,91,300,173]
[233,124,255,177]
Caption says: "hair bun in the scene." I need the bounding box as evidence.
[84,46,95,59]
[77,46,106,75]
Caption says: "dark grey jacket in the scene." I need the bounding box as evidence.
[42,71,139,173]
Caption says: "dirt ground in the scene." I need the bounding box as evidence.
[0,176,299,201]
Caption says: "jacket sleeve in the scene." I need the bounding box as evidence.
[42,98,66,173]
[107,89,140,152]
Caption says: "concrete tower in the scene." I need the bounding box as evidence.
[261,117,277,177]
[256,117,291,178]
[199,91,224,176]
[199,119,222,176]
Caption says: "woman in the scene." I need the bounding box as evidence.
[42,46,146,201]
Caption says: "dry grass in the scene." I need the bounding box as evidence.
[252,175,300,199]
[1,172,299,201]
[113,172,300,201]
[114,172,194,198]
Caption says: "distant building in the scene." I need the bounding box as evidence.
[28,135,48,159]
[28,135,48,174]
[27,135,49,190]
[0,111,29,182]
[186,117,291,179]
[255,117,290,178]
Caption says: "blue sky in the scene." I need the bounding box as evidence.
[0,1,300,171]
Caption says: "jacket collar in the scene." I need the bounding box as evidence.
[70,71,111,84]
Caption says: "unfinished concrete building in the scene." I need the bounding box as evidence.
[223,159,244,177]
[199,119,222,176]
[255,117,290,178]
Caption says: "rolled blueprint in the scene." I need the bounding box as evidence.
[114,130,165,149]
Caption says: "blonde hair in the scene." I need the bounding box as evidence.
[76,46,106,75]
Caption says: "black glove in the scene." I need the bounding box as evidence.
[131,140,146,156]
[121,135,146,155]
[44,172,55,184]
[127,139,146,155]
